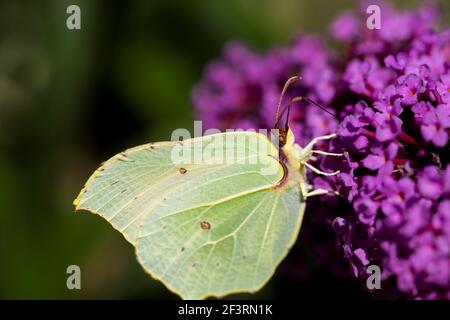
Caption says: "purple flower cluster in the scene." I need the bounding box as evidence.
[192,1,450,299]
[328,2,450,299]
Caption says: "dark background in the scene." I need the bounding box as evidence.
[0,0,447,299]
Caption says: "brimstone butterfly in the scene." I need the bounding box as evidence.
[73,76,341,299]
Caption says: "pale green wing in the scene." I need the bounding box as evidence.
[136,183,304,299]
[74,131,282,244]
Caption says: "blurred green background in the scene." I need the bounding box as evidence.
[0,0,447,299]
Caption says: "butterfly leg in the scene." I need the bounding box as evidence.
[306,188,329,197]
[301,133,337,155]
[306,188,342,197]
[301,161,340,176]
[312,150,343,157]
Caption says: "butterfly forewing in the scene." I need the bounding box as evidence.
[74,132,282,244]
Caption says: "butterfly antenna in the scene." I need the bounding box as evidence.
[275,95,338,131]
[274,76,300,129]
[274,96,303,129]
[301,96,338,118]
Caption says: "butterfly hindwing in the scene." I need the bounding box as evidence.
[137,184,304,299]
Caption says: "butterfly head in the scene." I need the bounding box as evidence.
[278,126,295,149]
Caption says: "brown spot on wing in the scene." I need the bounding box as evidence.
[179,167,187,174]
[200,221,211,230]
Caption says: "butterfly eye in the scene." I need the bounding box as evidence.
[278,129,287,146]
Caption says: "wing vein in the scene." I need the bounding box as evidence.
[252,193,280,288]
